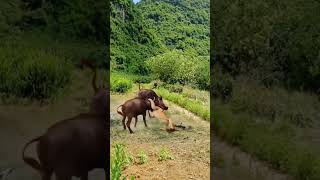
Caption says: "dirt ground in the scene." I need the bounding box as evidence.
[111,93,210,180]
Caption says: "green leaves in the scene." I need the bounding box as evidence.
[146,50,210,89]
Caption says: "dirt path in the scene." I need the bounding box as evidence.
[0,71,106,180]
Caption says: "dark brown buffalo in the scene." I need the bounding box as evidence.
[22,62,109,180]
[137,83,168,110]
[117,98,152,133]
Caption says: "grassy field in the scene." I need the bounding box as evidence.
[212,78,320,180]
[110,81,294,180]
[110,85,210,179]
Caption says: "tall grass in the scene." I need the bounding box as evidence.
[213,76,320,180]
[0,45,72,100]
[155,88,210,121]
[231,78,320,127]
[213,104,320,180]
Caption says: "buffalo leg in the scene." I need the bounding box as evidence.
[126,116,134,133]
[122,116,126,130]
[143,112,148,128]
[134,117,138,127]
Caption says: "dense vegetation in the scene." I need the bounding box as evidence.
[213,0,320,93]
[111,0,210,90]
[0,0,107,101]
[212,0,320,179]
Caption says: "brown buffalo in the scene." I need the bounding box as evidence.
[137,83,168,110]
[22,61,109,180]
[117,98,152,133]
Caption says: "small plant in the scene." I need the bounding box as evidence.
[136,150,148,164]
[158,147,174,161]
[110,143,133,180]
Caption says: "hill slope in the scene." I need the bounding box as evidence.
[111,0,210,74]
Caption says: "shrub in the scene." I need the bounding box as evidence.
[0,46,72,100]
[146,50,210,89]
[111,73,133,93]
[193,59,210,90]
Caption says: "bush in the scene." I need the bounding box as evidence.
[0,46,72,100]
[146,50,210,90]
[194,59,210,90]
[111,73,133,93]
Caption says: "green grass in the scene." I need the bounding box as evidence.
[155,88,210,121]
[0,45,73,101]
[110,143,133,180]
[213,104,320,180]
[155,78,320,179]
[136,150,148,164]
[158,147,174,161]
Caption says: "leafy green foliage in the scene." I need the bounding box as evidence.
[111,72,133,93]
[111,0,164,74]
[146,50,210,89]
[111,0,209,75]
[213,0,320,92]
[138,0,209,56]
[19,0,107,41]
